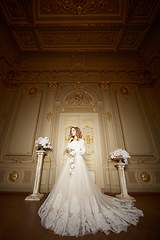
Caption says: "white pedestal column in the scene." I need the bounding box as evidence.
[25,150,46,201]
[115,159,136,202]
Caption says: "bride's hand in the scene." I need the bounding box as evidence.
[69,137,73,143]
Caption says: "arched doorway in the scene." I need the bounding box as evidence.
[55,86,105,190]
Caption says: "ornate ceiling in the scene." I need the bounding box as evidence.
[0,0,160,84]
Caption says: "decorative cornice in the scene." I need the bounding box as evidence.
[1,77,20,89]
[1,70,158,84]
[138,77,158,89]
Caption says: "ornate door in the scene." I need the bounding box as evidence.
[56,113,104,190]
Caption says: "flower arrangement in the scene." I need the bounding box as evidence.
[64,147,76,175]
[110,149,131,164]
[35,137,52,150]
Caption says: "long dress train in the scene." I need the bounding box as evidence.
[38,139,144,237]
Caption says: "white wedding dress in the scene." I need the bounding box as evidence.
[38,139,143,237]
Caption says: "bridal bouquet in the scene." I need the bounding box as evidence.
[110,149,131,164]
[35,137,52,150]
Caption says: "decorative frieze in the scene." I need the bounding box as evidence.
[41,0,119,15]
[1,77,20,89]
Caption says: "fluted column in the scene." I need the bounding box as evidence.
[25,150,45,201]
[115,159,135,202]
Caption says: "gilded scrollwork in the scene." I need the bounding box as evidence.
[116,85,133,100]
[9,171,19,182]
[106,112,112,121]
[42,32,116,46]
[11,158,24,163]
[137,159,148,164]
[72,81,87,89]
[43,33,70,45]
[22,85,42,99]
[41,0,119,14]
[63,89,95,106]
[48,82,59,90]
[141,171,151,183]
[83,126,94,155]
[99,82,110,90]
[46,112,53,121]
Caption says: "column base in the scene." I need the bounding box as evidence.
[25,193,44,201]
[116,193,136,202]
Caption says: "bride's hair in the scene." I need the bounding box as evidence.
[69,126,82,140]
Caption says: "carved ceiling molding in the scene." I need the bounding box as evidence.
[40,0,120,15]
[138,77,158,89]
[1,69,158,84]
[0,0,160,53]
[1,77,20,89]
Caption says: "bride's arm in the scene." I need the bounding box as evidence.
[79,139,86,155]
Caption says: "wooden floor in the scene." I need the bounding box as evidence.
[0,192,160,240]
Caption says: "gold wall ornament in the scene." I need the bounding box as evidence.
[106,111,112,121]
[55,106,59,115]
[22,85,41,99]
[118,85,132,100]
[63,89,95,106]
[9,171,19,182]
[137,159,148,164]
[99,82,110,90]
[141,171,151,183]
[1,77,20,89]
[72,82,87,89]
[11,158,24,163]
[48,82,59,90]
[83,126,94,155]
[46,112,52,121]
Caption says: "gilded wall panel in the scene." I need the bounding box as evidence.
[4,87,43,157]
[115,88,154,156]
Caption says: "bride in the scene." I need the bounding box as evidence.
[38,126,143,237]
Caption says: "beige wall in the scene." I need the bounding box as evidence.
[0,80,160,193]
